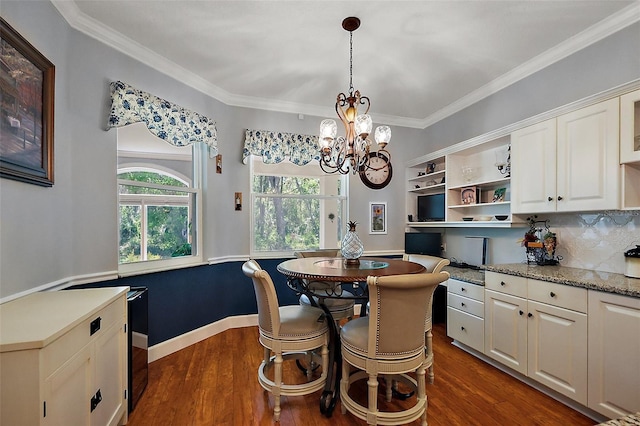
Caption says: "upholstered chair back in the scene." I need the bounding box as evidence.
[402,253,450,273]
[366,272,449,359]
[294,249,340,258]
[242,259,280,338]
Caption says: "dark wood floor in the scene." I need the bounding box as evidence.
[127,323,597,425]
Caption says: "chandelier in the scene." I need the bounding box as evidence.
[319,17,392,176]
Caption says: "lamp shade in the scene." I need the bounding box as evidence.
[374,125,391,145]
[355,114,372,137]
[320,119,337,148]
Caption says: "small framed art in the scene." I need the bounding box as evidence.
[369,202,387,234]
[492,187,506,202]
[461,186,479,205]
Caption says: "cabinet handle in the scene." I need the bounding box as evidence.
[549,291,556,298]
[461,302,466,307]
[519,310,524,316]
[500,281,506,286]
[90,389,102,412]
[527,313,533,318]
[548,196,553,201]
[557,196,563,201]
[460,326,465,331]
[461,287,466,292]
[90,317,101,336]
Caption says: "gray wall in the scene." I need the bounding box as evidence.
[1,2,638,300]
[0,1,423,300]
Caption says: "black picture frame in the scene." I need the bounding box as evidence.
[0,18,55,186]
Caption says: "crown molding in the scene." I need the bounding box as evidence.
[52,1,639,130]
[418,2,640,128]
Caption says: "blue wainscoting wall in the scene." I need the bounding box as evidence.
[70,258,297,347]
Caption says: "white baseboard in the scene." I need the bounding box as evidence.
[148,314,258,362]
[148,304,366,362]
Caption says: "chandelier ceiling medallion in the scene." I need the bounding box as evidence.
[319,17,393,189]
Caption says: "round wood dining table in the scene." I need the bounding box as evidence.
[277,256,425,283]
[276,256,426,417]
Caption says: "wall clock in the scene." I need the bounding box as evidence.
[359,152,392,189]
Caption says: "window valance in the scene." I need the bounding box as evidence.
[107,81,218,154]
[242,129,320,165]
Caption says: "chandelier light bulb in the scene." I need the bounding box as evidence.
[320,119,337,149]
[374,125,391,147]
[355,114,372,138]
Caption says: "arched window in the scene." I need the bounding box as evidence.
[117,167,193,263]
[117,122,203,275]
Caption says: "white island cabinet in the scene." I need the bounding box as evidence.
[588,290,640,419]
[0,287,128,426]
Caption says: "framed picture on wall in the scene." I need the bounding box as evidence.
[0,18,55,187]
[369,202,387,234]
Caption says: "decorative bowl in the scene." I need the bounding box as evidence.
[495,215,509,221]
[478,216,493,221]
[462,217,473,221]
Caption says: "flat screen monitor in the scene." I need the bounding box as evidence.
[405,232,442,256]
[417,193,445,222]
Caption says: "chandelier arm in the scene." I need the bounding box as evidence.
[359,95,371,115]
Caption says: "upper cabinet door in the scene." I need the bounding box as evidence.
[556,98,620,212]
[620,89,640,164]
[511,119,557,214]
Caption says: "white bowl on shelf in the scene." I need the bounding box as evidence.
[478,215,493,221]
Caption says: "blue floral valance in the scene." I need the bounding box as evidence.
[107,81,218,154]
[242,129,320,165]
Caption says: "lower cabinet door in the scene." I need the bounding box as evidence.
[527,300,587,405]
[447,307,484,353]
[43,344,93,426]
[484,290,527,375]
[588,291,640,418]
[93,318,127,426]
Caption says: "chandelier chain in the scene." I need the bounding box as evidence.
[349,30,354,95]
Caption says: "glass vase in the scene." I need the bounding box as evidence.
[341,221,364,264]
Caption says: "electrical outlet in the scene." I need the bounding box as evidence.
[441,243,446,252]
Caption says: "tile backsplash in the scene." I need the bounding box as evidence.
[542,211,640,274]
[443,211,639,275]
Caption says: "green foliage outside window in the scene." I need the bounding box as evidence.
[118,171,192,263]
[253,175,321,251]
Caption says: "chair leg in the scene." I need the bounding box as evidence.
[273,352,283,421]
[340,357,350,415]
[426,328,434,384]
[305,350,313,380]
[367,372,378,425]
[417,364,427,426]
[385,376,393,402]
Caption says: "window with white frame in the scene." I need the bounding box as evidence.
[250,157,348,256]
[117,123,203,274]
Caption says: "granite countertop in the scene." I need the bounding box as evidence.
[443,265,485,286]
[484,263,640,298]
[597,412,640,425]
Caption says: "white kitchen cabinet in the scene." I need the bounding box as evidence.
[511,98,620,214]
[527,298,587,405]
[484,288,528,374]
[511,118,557,213]
[484,272,588,404]
[620,89,640,164]
[0,287,128,426]
[447,279,485,352]
[588,290,640,419]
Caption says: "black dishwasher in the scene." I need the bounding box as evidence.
[127,287,148,413]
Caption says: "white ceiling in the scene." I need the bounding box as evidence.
[53,1,639,128]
